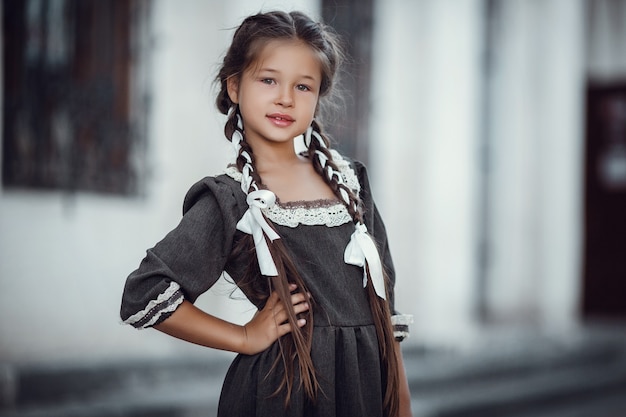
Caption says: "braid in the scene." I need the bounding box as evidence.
[306,120,362,221]
[226,109,260,194]
[225,108,320,405]
[306,120,400,417]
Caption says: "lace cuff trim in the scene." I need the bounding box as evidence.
[123,282,185,329]
[391,314,414,342]
[224,150,360,228]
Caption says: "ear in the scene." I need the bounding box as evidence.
[226,76,239,104]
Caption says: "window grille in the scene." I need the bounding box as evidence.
[2,0,151,195]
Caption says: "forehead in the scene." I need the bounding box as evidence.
[248,39,322,81]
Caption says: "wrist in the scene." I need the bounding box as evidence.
[239,324,251,355]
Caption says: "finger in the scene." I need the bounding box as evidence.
[293,301,309,315]
[272,289,285,302]
[274,299,309,328]
[290,292,307,306]
[264,291,281,309]
[266,284,298,307]
[277,318,307,337]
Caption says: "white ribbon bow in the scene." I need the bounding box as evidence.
[236,190,280,276]
[344,223,386,300]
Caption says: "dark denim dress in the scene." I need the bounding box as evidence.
[120,160,397,417]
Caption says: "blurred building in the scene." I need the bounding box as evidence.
[372,0,626,345]
[0,0,625,372]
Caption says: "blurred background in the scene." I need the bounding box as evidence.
[1,0,625,416]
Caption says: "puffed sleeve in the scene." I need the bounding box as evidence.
[353,161,413,342]
[120,176,243,329]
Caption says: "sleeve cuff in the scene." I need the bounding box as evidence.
[391,314,413,342]
[122,281,185,329]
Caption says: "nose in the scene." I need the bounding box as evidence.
[277,86,294,107]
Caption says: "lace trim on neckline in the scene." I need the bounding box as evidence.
[264,201,352,228]
[277,197,340,209]
[224,151,359,228]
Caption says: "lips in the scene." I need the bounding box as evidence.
[267,113,295,127]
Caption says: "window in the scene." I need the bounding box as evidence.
[2,0,151,195]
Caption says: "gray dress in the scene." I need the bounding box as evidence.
[120,159,398,417]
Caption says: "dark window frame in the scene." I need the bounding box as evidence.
[2,0,151,196]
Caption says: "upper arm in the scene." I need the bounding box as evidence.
[120,177,242,328]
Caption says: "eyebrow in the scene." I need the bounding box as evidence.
[256,68,318,81]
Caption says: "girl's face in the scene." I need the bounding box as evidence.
[227,39,322,149]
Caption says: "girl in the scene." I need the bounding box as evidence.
[121,10,413,417]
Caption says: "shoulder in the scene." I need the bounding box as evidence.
[182,173,247,218]
[330,150,373,197]
[331,153,379,219]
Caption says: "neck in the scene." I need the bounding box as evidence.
[248,139,304,173]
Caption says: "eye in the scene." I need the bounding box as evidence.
[260,78,275,85]
[296,84,311,92]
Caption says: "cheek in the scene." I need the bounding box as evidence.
[237,87,260,113]
[305,95,320,116]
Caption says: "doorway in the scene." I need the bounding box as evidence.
[582,84,626,320]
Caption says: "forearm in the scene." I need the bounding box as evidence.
[153,288,309,356]
[154,300,247,354]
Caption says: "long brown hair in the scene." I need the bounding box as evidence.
[216,11,400,416]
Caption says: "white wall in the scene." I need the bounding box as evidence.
[369,0,587,347]
[484,0,585,328]
[370,0,484,346]
[0,0,317,364]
